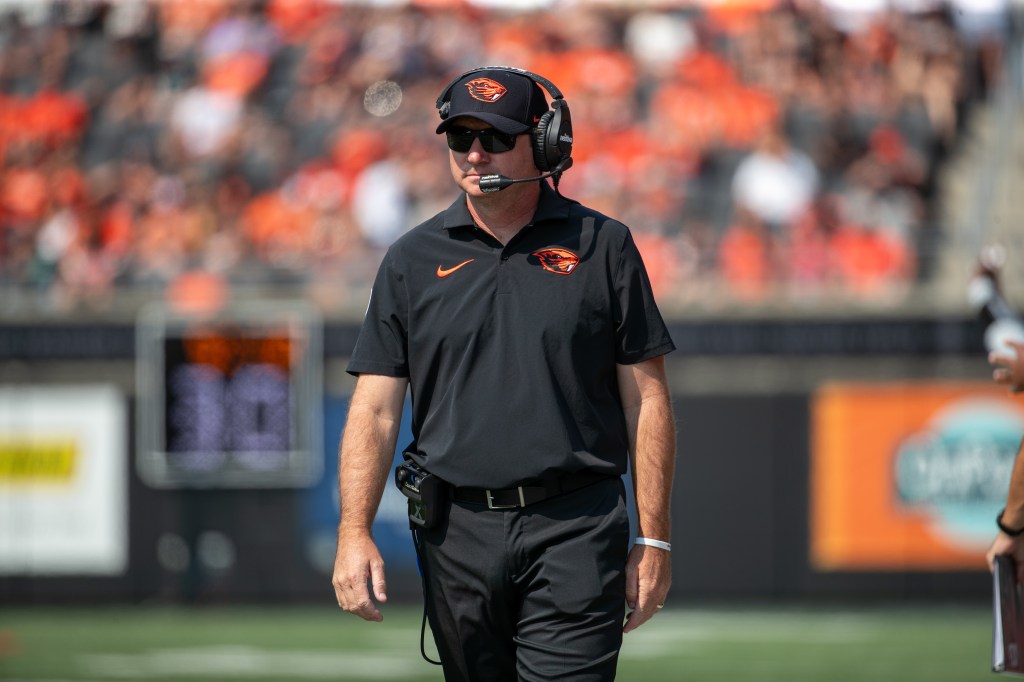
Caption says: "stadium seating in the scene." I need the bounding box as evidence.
[0,0,1012,315]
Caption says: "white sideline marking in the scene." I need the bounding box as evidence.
[622,610,875,658]
[80,646,422,679]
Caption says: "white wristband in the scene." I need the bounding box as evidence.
[635,537,671,552]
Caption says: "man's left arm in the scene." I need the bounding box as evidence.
[617,355,676,633]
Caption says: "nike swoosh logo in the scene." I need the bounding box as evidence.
[436,259,475,278]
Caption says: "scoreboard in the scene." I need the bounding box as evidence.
[136,303,322,488]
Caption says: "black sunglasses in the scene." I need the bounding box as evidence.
[445,126,518,154]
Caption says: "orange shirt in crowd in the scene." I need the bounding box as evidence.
[1,168,49,221]
[204,53,269,98]
[718,221,773,299]
[651,83,723,154]
[829,224,913,294]
[159,0,231,35]
[266,0,334,42]
[705,0,781,35]
[22,90,88,146]
[0,91,88,148]
[241,191,316,258]
[716,87,779,149]
[554,48,636,99]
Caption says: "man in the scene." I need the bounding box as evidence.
[987,339,1024,578]
[978,249,1024,577]
[332,66,676,681]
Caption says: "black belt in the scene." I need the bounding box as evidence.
[451,471,613,510]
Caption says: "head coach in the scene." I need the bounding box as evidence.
[332,65,677,681]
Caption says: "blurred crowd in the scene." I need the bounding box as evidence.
[0,0,1014,314]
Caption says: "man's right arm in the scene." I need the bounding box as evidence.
[332,373,409,622]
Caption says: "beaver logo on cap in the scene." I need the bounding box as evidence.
[465,78,508,103]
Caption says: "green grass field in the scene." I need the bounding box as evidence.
[0,604,998,681]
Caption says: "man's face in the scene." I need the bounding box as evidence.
[446,117,537,197]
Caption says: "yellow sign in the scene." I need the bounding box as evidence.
[0,439,77,481]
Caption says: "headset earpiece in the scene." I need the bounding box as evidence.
[537,99,571,173]
[532,110,556,172]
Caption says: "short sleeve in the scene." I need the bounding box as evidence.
[612,230,676,365]
[346,251,409,377]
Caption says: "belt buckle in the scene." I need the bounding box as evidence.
[486,486,526,509]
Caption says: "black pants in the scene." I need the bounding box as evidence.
[417,477,629,682]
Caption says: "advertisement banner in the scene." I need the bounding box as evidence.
[811,381,1024,571]
[0,385,127,575]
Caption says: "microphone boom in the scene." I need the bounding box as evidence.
[478,158,573,193]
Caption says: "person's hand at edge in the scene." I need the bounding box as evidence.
[987,532,1024,583]
[990,340,1024,393]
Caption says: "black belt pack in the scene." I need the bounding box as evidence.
[395,459,444,529]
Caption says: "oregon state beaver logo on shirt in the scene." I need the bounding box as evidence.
[531,247,580,275]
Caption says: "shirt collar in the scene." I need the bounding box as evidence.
[441,181,576,231]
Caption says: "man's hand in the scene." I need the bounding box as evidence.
[987,532,1024,583]
[623,544,671,633]
[990,340,1024,393]
[332,532,388,622]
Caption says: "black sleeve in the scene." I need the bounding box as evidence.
[346,250,409,377]
[612,229,676,365]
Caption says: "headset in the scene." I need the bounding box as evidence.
[435,66,573,188]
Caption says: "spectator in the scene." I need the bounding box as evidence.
[718,207,776,300]
[0,1,991,313]
[731,126,820,233]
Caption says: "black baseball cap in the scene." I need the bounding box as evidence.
[436,69,549,135]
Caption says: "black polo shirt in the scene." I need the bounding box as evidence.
[347,182,675,488]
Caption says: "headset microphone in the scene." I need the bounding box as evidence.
[478,157,574,193]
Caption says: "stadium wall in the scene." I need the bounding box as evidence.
[0,317,1006,605]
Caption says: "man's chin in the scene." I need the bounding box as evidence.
[462,176,486,196]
